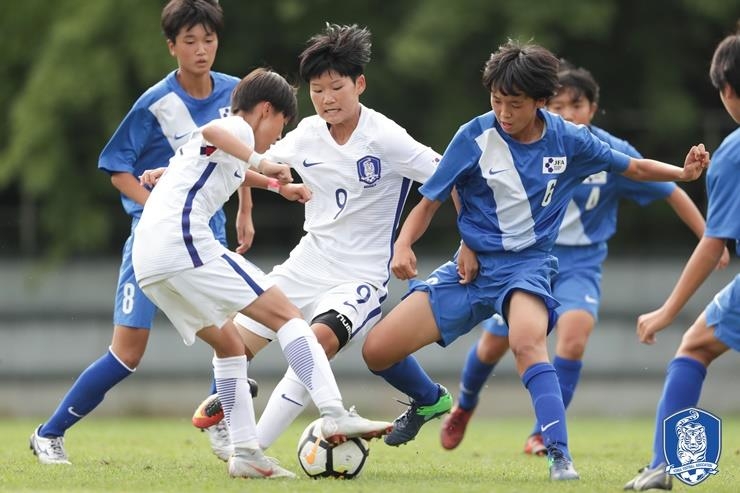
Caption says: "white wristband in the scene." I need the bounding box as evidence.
[247,151,264,170]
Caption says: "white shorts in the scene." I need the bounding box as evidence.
[234,267,382,352]
[141,251,274,346]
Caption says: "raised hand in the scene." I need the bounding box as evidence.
[679,144,710,182]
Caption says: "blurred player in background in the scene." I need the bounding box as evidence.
[625,29,740,491]
[440,63,728,455]
[361,39,709,481]
[29,0,252,464]
[190,23,441,461]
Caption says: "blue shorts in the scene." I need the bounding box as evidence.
[114,215,228,329]
[704,273,740,351]
[481,313,508,337]
[551,243,607,320]
[408,249,559,347]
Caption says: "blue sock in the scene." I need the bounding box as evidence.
[458,343,496,411]
[210,378,217,395]
[649,357,706,468]
[40,349,133,437]
[553,356,582,409]
[522,362,570,459]
[532,356,581,434]
[371,355,440,405]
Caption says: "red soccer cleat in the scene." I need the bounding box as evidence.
[192,393,224,429]
[440,406,474,450]
[523,433,547,456]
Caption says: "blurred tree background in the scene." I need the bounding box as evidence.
[0,0,738,261]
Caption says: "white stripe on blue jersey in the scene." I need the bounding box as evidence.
[99,70,238,219]
[420,109,631,253]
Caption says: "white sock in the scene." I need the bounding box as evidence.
[212,355,258,449]
[276,318,343,415]
[256,366,310,450]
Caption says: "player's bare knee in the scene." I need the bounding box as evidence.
[361,338,381,370]
[478,338,508,363]
[509,341,541,365]
[559,339,587,360]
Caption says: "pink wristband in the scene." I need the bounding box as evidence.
[266,178,281,193]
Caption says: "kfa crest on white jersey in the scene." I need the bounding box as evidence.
[266,105,439,294]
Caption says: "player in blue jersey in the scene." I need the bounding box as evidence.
[624,31,740,491]
[361,40,709,481]
[439,63,730,455]
[29,0,252,465]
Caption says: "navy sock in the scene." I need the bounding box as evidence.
[522,362,570,459]
[371,356,439,405]
[458,343,496,411]
[650,357,706,468]
[40,349,133,437]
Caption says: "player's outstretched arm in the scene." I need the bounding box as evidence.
[664,187,730,270]
[392,197,441,280]
[201,123,293,183]
[636,235,726,344]
[622,144,710,182]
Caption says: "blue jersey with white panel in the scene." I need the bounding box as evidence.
[420,109,631,254]
[555,125,676,246]
[98,70,238,232]
[705,126,740,253]
[702,126,740,350]
[101,70,238,329]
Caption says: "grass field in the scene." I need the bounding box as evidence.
[2,416,738,492]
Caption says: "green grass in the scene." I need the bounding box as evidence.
[2,416,739,492]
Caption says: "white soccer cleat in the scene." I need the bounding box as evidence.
[204,420,233,462]
[228,451,296,479]
[321,406,393,444]
[29,425,71,465]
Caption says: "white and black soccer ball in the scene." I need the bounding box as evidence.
[296,418,369,479]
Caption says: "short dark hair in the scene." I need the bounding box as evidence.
[482,40,559,100]
[298,23,372,83]
[556,60,600,104]
[710,31,740,95]
[161,0,224,42]
[231,68,298,126]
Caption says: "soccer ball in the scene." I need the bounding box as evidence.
[296,418,369,479]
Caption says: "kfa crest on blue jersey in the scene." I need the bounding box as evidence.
[663,407,721,487]
[357,155,381,187]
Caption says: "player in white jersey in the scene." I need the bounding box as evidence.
[362,40,708,481]
[439,63,730,455]
[131,68,392,480]
[29,0,256,466]
[190,24,440,458]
